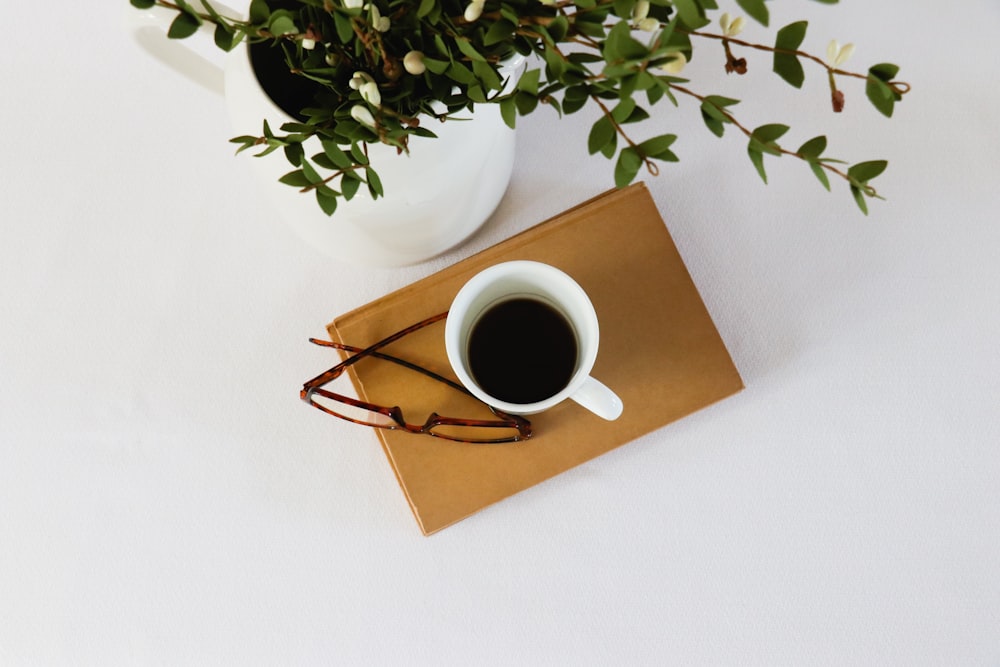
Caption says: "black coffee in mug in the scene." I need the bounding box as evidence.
[467,298,579,404]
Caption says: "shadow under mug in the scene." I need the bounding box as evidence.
[445,261,623,421]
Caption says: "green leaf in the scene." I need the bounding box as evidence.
[129,0,156,8]
[213,23,238,51]
[268,12,297,36]
[869,63,900,81]
[456,38,486,62]
[229,135,258,154]
[848,160,888,183]
[639,134,679,161]
[500,97,517,129]
[775,21,807,50]
[248,0,270,24]
[517,69,541,95]
[748,148,768,183]
[809,162,831,191]
[612,0,635,20]
[600,131,617,159]
[611,98,636,123]
[467,84,487,104]
[563,85,590,115]
[278,169,310,188]
[588,116,616,155]
[547,15,570,42]
[341,173,361,201]
[542,44,567,78]
[299,157,321,184]
[672,0,710,29]
[797,135,827,158]
[735,0,769,26]
[321,140,353,169]
[773,53,804,88]
[866,64,901,117]
[311,153,336,170]
[614,147,643,188]
[850,185,869,215]
[167,12,201,39]
[472,59,502,91]
[283,142,304,167]
[604,21,647,62]
[750,123,789,156]
[752,124,790,143]
[704,95,740,109]
[422,57,449,75]
[333,10,354,44]
[365,168,384,198]
[623,106,650,124]
[315,189,338,216]
[700,96,739,132]
[417,0,436,19]
[484,18,516,46]
[349,142,369,166]
[515,91,538,116]
[701,111,725,137]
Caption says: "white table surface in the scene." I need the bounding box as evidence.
[2,1,999,664]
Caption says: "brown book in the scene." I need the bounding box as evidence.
[324,183,744,534]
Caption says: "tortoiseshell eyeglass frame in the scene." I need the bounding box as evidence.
[300,311,532,444]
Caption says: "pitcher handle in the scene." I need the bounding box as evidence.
[570,376,624,421]
[123,0,235,96]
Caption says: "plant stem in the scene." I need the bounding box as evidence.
[685,28,910,95]
[670,82,876,197]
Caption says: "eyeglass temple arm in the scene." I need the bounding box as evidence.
[308,338,474,398]
[301,311,449,394]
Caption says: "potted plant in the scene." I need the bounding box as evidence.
[129,0,908,219]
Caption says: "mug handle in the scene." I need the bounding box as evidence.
[123,0,234,95]
[570,376,624,421]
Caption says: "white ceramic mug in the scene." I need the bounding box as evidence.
[445,261,623,421]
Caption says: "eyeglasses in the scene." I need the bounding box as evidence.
[300,312,532,443]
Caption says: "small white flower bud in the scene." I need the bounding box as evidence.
[369,5,391,32]
[827,39,840,64]
[349,70,373,91]
[631,0,650,23]
[464,0,484,22]
[403,50,427,75]
[638,17,659,32]
[835,42,854,66]
[350,105,376,128]
[344,0,363,8]
[660,51,687,75]
[720,13,745,37]
[827,40,855,66]
[360,80,381,107]
[301,38,316,50]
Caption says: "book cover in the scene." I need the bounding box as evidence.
[327,183,744,534]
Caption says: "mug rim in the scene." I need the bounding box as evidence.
[445,261,600,414]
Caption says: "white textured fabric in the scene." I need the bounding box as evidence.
[2,1,998,664]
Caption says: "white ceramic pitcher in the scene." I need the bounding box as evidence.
[125,1,523,267]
